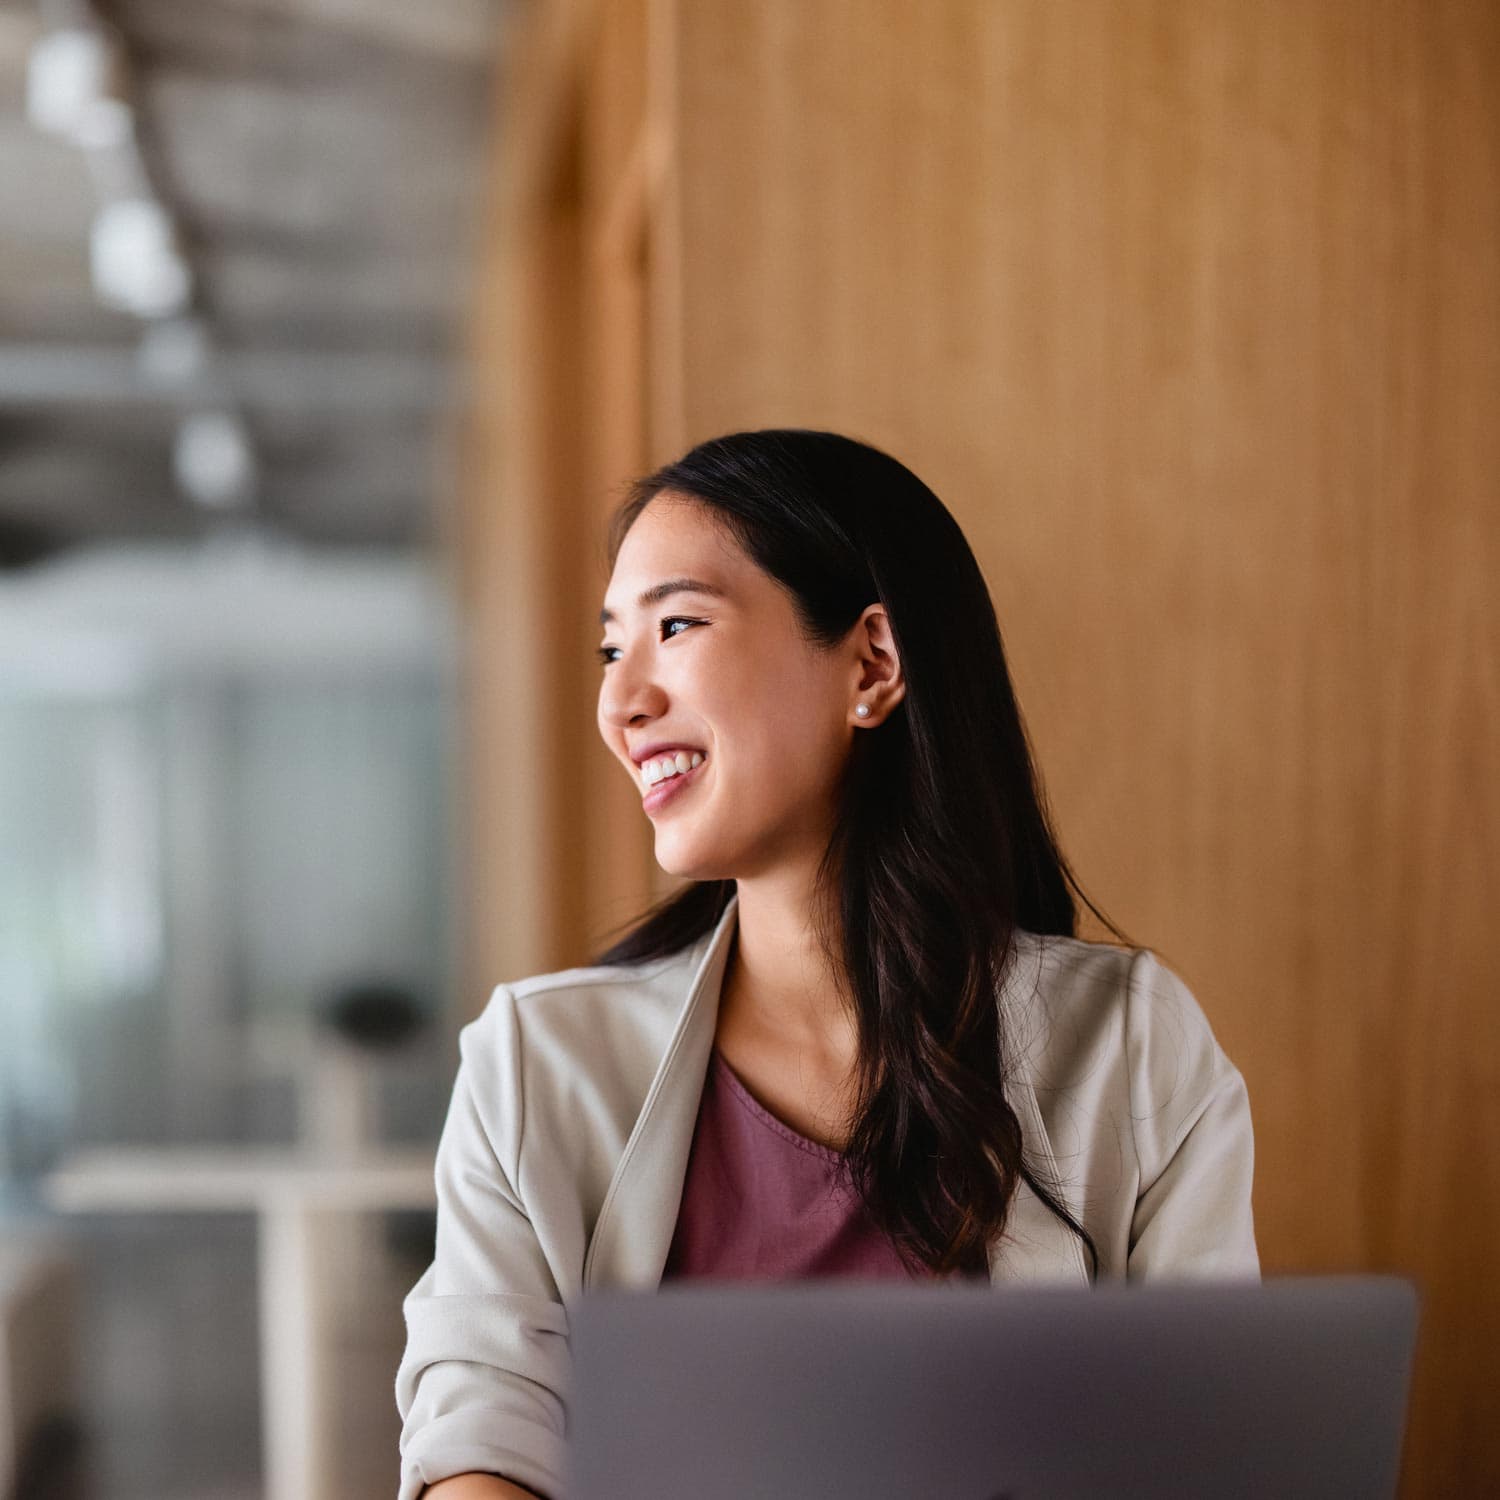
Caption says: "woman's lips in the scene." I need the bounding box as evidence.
[642,757,706,815]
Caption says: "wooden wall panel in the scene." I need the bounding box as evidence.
[471,0,1497,1489]
[455,0,585,994]
[459,0,660,991]
[664,3,1498,1492]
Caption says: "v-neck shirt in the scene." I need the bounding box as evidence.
[661,1046,943,1281]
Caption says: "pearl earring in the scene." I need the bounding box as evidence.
[855,703,871,719]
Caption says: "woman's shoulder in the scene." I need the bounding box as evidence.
[446,937,717,1174]
[1005,928,1231,1097]
[460,932,712,1069]
[1010,932,1258,1280]
[501,945,688,1005]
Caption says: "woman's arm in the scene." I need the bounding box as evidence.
[397,988,572,1499]
[425,1475,544,1499]
[1123,950,1260,1278]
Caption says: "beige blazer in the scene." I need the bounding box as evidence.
[396,893,1258,1500]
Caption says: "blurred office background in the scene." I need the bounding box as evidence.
[2,2,1497,1499]
[0,0,498,1496]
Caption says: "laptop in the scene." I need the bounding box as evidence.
[566,1277,1418,1500]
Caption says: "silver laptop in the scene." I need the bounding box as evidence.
[566,1277,1418,1500]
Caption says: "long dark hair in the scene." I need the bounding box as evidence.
[593,429,1120,1278]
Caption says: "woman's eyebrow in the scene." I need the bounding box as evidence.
[599,577,729,626]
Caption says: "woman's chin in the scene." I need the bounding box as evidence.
[651,832,733,883]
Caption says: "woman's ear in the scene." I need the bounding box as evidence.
[849,603,906,725]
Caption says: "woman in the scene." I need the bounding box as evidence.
[396,430,1258,1500]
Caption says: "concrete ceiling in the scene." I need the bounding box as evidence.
[0,0,509,566]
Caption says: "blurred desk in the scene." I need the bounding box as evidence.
[43,1147,436,1500]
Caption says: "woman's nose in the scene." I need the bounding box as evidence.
[597,650,668,729]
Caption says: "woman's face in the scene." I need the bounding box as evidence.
[597,492,858,882]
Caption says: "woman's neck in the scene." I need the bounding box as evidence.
[722,872,857,1059]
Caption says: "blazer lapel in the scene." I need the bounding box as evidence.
[582,894,739,1290]
[583,895,1091,1290]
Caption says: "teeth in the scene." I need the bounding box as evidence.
[642,750,705,787]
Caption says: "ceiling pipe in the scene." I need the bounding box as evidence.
[0,344,460,411]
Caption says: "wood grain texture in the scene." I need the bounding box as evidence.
[472,1,1498,1489]
[666,5,1499,1490]
[460,0,693,997]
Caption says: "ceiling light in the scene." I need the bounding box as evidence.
[26,21,133,150]
[173,411,257,510]
[90,198,192,318]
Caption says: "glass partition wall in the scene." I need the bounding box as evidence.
[0,542,459,1499]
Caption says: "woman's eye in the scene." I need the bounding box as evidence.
[596,617,702,667]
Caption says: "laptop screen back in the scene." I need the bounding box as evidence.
[567,1277,1418,1500]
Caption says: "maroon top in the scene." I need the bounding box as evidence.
[662,1047,968,1282]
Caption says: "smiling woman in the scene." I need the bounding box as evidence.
[595,491,898,894]
[396,430,1259,1500]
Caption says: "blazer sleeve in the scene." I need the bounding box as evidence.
[395,985,570,1500]
[1123,951,1260,1280]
